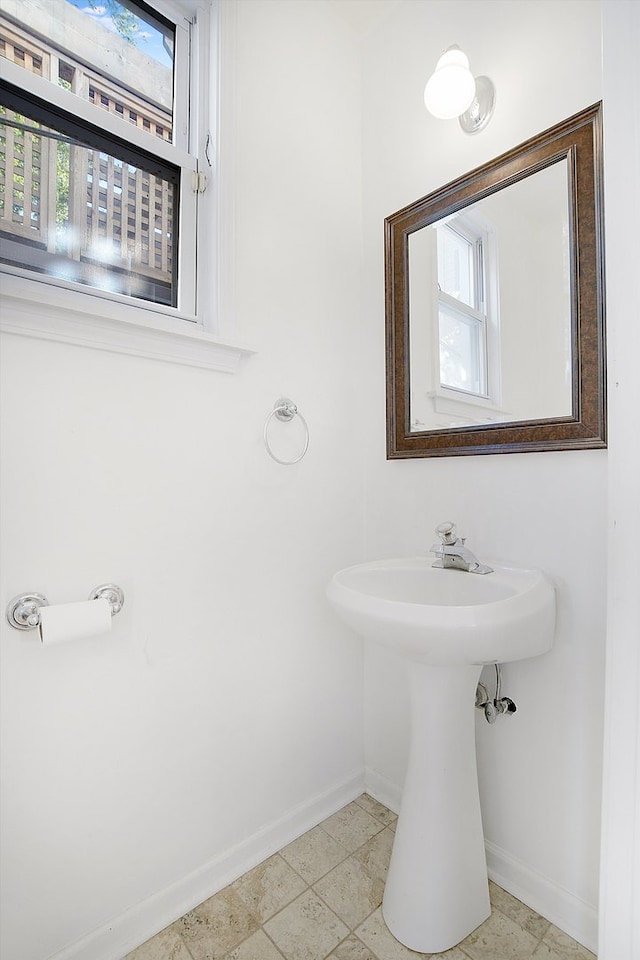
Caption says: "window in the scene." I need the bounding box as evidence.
[436,218,488,397]
[407,209,502,430]
[430,211,503,422]
[0,0,204,316]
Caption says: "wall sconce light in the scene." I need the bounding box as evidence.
[424,45,495,134]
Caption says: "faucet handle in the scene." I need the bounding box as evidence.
[435,521,458,544]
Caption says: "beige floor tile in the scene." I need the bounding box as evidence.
[355,907,467,960]
[222,929,287,960]
[489,882,551,941]
[539,925,596,960]
[314,855,385,928]
[353,827,395,883]
[327,934,381,960]
[124,925,192,960]
[354,795,398,827]
[321,802,384,853]
[280,825,349,884]
[232,853,307,922]
[532,944,568,960]
[263,889,350,960]
[178,886,260,960]
[123,799,593,960]
[461,910,540,960]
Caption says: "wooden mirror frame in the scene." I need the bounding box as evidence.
[385,102,606,458]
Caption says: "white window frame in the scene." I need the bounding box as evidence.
[0,0,252,372]
[429,211,504,423]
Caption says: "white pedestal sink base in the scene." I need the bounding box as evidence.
[327,556,555,951]
[382,662,490,953]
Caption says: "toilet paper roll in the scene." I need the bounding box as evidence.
[38,598,112,646]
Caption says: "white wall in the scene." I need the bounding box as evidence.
[359,1,605,951]
[487,172,572,422]
[0,3,366,958]
[599,3,640,958]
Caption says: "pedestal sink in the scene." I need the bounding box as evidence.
[326,557,555,954]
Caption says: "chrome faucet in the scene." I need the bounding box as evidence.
[430,522,493,575]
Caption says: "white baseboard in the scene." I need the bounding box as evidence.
[364,768,597,955]
[485,839,598,954]
[49,770,365,960]
[363,767,402,814]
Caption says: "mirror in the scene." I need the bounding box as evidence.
[385,102,606,458]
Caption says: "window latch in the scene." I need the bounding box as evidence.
[191,171,208,194]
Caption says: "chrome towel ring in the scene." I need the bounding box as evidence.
[264,397,309,465]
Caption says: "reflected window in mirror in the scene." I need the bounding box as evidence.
[437,217,489,396]
[410,211,502,430]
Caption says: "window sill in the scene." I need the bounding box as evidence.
[429,389,507,425]
[0,274,254,373]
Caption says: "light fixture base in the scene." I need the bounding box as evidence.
[459,75,495,134]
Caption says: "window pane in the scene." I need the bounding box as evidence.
[439,305,485,395]
[0,0,174,142]
[437,224,474,307]
[0,95,177,306]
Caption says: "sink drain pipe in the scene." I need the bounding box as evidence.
[475,663,517,724]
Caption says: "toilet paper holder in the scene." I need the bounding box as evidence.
[6,584,125,631]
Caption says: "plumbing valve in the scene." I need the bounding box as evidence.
[475,666,517,724]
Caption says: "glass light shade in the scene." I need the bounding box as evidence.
[424,46,476,120]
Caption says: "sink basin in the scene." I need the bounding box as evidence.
[326,556,556,953]
[327,557,555,665]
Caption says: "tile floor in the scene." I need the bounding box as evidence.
[125,795,596,960]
